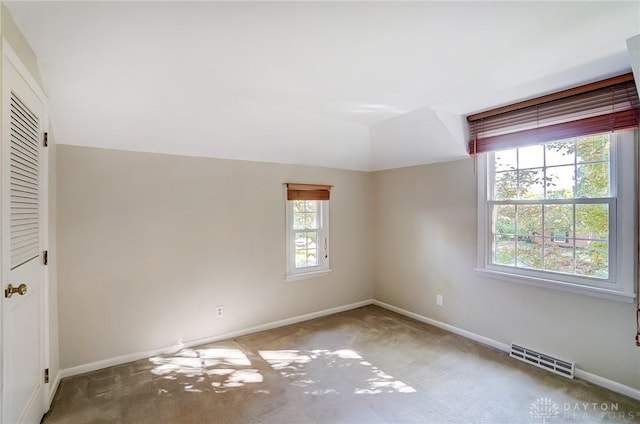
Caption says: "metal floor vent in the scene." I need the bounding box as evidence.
[510,344,574,379]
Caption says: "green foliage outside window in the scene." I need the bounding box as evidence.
[492,134,610,279]
[293,200,320,268]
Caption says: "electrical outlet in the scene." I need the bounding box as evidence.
[436,294,443,306]
[216,305,224,318]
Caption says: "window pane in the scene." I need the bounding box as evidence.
[545,140,575,167]
[577,134,609,163]
[293,201,319,230]
[293,201,305,229]
[518,168,543,200]
[518,145,544,169]
[544,239,574,274]
[293,212,306,230]
[295,249,317,267]
[493,204,516,266]
[544,204,573,239]
[494,171,517,200]
[575,241,609,279]
[494,205,515,235]
[545,165,575,199]
[516,205,541,236]
[494,236,515,266]
[575,204,608,240]
[577,163,610,198]
[517,242,542,270]
[293,212,317,230]
[304,201,317,212]
[295,231,318,268]
[294,233,307,248]
[305,212,318,229]
[495,149,517,171]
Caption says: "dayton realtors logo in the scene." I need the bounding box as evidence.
[530,397,560,423]
[530,397,640,422]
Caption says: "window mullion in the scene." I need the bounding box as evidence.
[492,198,612,206]
[516,149,521,200]
[541,201,546,271]
[514,205,519,267]
[573,139,578,199]
[543,142,548,199]
[572,203,576,275]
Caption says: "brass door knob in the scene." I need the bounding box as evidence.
[4,283,27,298]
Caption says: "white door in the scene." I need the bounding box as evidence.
[1,49,48,424]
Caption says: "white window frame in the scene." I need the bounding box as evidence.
[285,198,330,281]
[476,130,637,303]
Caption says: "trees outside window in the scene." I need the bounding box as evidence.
[490,134,612,280]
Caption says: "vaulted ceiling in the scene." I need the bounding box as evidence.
[5,1,640,171]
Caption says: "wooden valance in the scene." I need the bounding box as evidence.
[286,183,333,201]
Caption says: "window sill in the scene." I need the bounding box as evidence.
[475,268,636,304]
[285,269,332,282]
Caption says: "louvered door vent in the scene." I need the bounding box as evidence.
[9,92,40,269]
[510,344,574,379]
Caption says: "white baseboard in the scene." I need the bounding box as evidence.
[48,372,61,408]
[372,300,511,352]
[372,300,640,401]
[58,298,640,402]
[60,299,374,379]
[574,369,640,401]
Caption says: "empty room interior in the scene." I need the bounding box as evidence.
[1,1,640,423]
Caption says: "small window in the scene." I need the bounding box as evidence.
[285,184,331,280]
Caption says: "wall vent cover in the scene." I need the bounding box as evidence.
[510,343,574,379]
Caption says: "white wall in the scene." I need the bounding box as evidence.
[57,145,373,368]
[629,34,640,89]
[58,145,640,392]
[372,158,640,390]
[0,3,43,88]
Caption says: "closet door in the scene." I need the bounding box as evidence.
[2,47,48,424]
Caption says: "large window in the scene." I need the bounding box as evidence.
[470,74,638,302]
[478,131,635,301]
[285,184,331,280]
[491,134,613,279]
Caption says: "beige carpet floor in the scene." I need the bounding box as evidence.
[43,305,640,423]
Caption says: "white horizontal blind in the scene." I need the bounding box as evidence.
[9,92,40,269]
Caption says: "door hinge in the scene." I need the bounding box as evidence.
[43,132,48,147]
[42,250,48,266]
[44,368,49,384]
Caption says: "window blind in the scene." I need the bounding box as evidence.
[286,183,332,201]
[467,73,640,155]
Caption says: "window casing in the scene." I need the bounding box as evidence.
[285,190,330,280]
[477,130,636,302]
